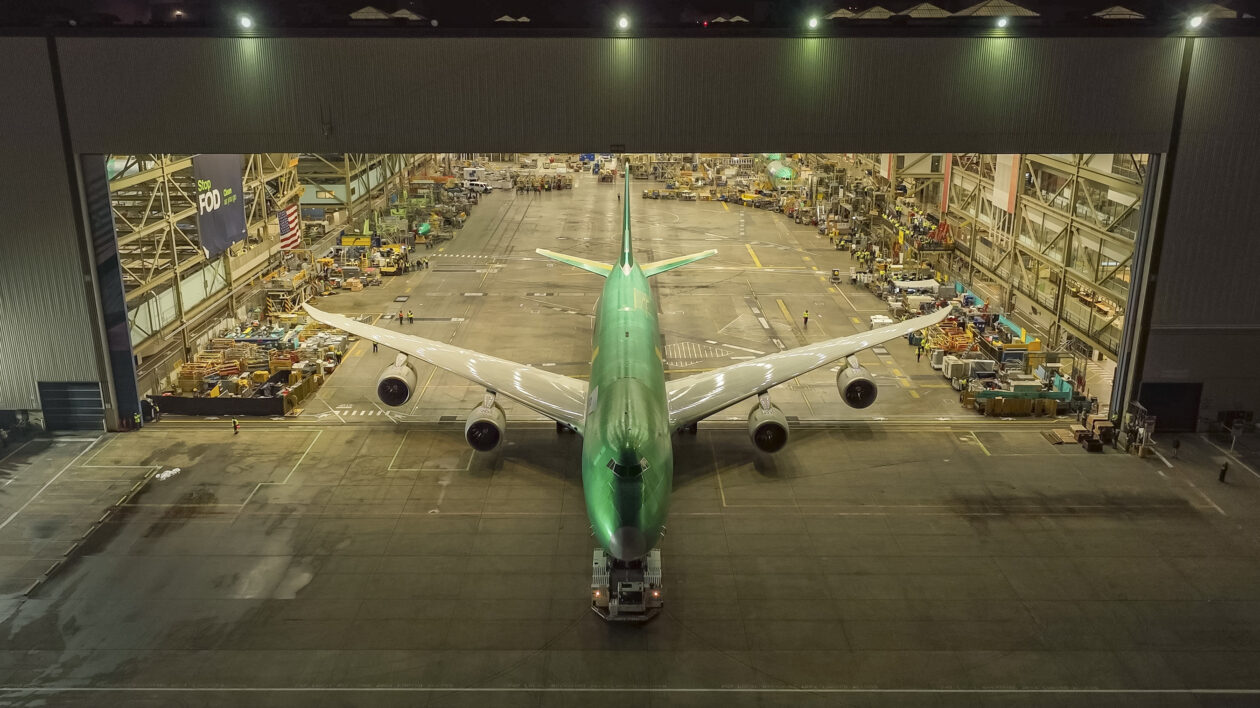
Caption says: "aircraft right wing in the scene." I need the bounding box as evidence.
[665,307,952,430]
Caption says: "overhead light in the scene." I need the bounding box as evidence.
[617,15,629,29]
[238,14,253,29]
[996,17,1008,28]
[808,17,819,29]
[1188,15,1204,29]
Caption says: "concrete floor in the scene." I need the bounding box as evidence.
[1,424,1259,706]
[2,176,1260,706]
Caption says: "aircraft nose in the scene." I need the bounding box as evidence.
[608,526,647,561]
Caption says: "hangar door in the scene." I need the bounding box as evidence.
[37,382,105,431]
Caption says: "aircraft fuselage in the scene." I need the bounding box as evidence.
[580,246,673,561]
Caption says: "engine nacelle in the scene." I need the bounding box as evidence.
[465,402,506,452]
[836,356,878,409]
[377,355,418,406]
[747,402,790,453]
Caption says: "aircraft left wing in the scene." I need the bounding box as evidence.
[303,304,587,431]
[665,307,952,430]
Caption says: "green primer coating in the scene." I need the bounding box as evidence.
[580,173,672,560]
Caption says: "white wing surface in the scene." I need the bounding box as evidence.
[666,307,952,429]
[304,305,587,431]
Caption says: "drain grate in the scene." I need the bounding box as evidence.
[393,295,410,302]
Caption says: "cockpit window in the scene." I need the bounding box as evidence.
[606,458,642,476]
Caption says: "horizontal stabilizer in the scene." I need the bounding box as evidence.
[641,249,718,277]
[536,249,613,277]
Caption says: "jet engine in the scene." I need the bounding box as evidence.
[836,355,878,409]
[465,400,506,452]
[747,398,790,453]
[377,354,418,406]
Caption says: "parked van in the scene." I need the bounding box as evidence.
[464,180,492,193]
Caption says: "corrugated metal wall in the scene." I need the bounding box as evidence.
[55,37,1182,154]
[0,38,101,411]
[1141,37,1260,421]
[3,33,1257,425]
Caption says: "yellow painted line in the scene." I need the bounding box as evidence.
[722,202,729,211]
[775,298,794,325]
[438,247,446,252]
[404,287,413,293]
[892,369,903,377]
[828,287,837,293]
[909,390,921,399]
[898,378,914,388]
[971,431,991,456]
[851,317,861,324]
[745,244,763,268]
[802,256,813,261]
[921,383,952,389]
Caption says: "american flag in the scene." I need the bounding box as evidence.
[278,204,301,250]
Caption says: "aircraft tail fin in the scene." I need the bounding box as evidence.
[535,248,613,277]
[640,249,718,277]
[619,161,633,267]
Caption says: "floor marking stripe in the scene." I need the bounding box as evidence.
[970,431,991,456]
[1183,477,1227,516]
[775,298,794,327]
[0,436,102,531]
[745,244,763,268]
[1199,434,1260,479]
[0,440,34,465]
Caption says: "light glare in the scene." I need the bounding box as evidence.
[238,14,253,28]
[617,15,629,29]
[808,17,819,29]
[996,17,1008,28]
[1189,15,1204,28]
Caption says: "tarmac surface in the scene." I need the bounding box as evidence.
[1,176,1257,706]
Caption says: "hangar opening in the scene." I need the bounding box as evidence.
[97,152,1152,431]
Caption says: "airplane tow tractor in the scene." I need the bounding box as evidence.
[591,548,663,622]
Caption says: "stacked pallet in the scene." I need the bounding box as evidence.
[269,350,297,373]
[193,351,224,365]
[929,323,972,353]
[177,361,214,393]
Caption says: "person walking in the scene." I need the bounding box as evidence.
[1172,438,1180,459]
[232,417,240,435]
[1220,462,1229,483]
[916,346,923,363]
[133,411,142,430]
[398,310,405,325]
[372,341,378,353]
[407,310,414,325]
[802,310,810,328]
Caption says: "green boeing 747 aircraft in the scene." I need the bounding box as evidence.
[304,166,950,620]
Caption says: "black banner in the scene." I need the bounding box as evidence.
[192,154,246,258]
